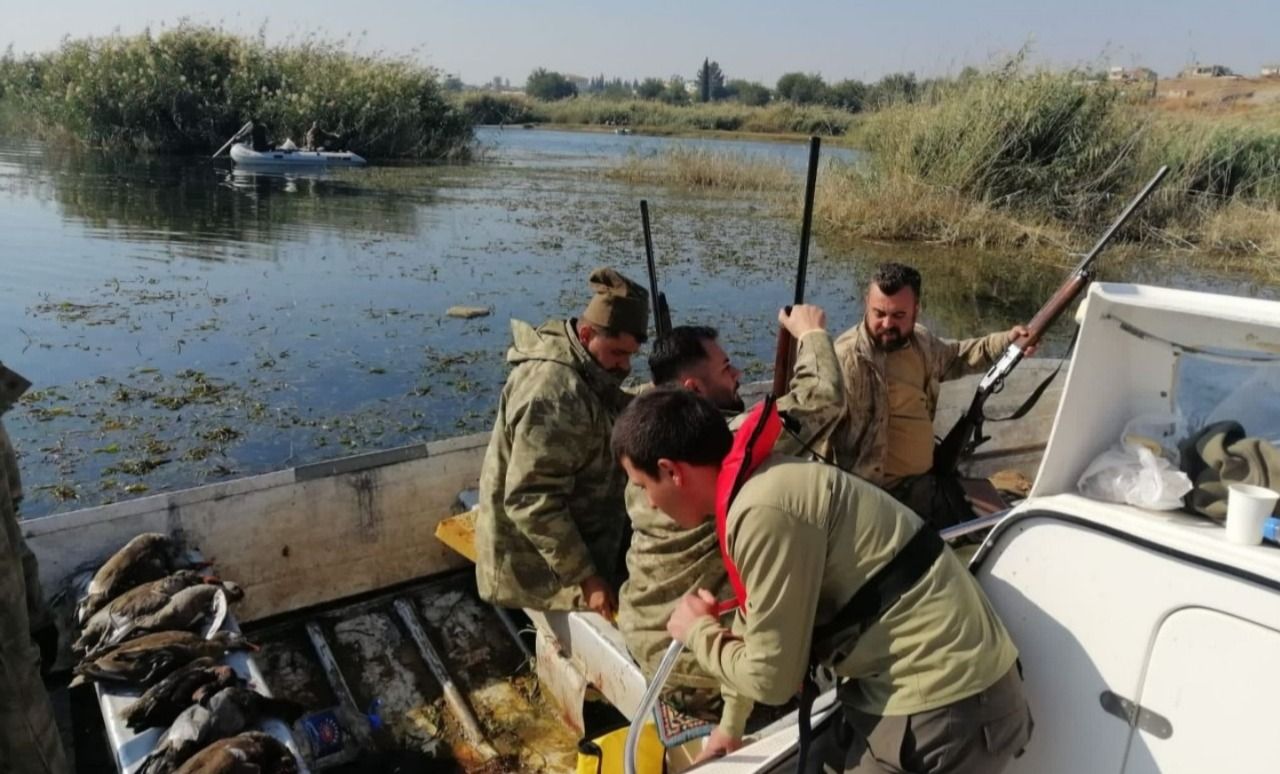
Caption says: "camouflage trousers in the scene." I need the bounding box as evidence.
[0,459,68,774]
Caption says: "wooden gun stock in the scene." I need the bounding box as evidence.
[771,137,821,398]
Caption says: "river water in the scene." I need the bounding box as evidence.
[0,128,1269,517]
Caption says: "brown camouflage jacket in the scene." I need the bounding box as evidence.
[474,320,632,610]
[832,322,1013,486]
[617,330,845,684]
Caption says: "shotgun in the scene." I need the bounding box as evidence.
[640,200,672,338]
[932,165,1170,475]
[771,136,822,397]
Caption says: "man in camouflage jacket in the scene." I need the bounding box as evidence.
[832,263,1029,530]
[618,305,844,697]
[475,268,648,618]
[1,362,69,773]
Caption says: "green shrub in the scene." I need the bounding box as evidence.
[0,25,473,159]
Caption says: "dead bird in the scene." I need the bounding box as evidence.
[77,533,206,625]
[137,686,304,774]
[122,658,242,731]
[75,571,213,654]
[172,731,299,774]
[72,631,255,688]
[92,583,244,653]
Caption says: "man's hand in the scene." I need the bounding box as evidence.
[695,727,744,762]
[1009,324,1038,357]
[667,588,718,643]
[580,575,617,621]
[779,304,827,339]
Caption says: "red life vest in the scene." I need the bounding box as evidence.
[714,396,782,614]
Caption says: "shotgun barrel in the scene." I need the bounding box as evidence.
[771,136,822,397]
[640,200,672,338]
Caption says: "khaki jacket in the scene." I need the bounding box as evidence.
[618,330,844,685]
[685,455,1019,737]
[832,323,1012,485]
[474,320,632,610]
[1,367,67,773]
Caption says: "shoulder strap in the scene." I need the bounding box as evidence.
[810,525,944,663]
[714,397,782,613]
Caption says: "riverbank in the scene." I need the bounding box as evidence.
[607,71,1280,275]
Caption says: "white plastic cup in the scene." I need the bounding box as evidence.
[1225,483,1280,546]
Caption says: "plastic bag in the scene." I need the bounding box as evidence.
[1077,413,1193,510]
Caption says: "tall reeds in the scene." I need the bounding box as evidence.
[0,25,473,159]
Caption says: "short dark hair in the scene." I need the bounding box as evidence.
[611,387,732,477]
[870,262,922,299]
[648,326,719,385]
[587,322,648,345]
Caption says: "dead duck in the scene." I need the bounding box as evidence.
[72,631,255,688]
[137,686,304,774]
[122,657,242,732]
[77,533,204,625]
[92,582,244,653]
[75,570,212,654]
[172,731,299,774]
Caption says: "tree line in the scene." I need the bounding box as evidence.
[516,59,982,112]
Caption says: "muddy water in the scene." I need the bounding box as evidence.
[0,129,1270,517]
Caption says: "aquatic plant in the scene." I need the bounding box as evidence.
[0,25,473,159]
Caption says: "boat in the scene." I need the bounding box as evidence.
[25,282,1278,772]
[229,142,367,168]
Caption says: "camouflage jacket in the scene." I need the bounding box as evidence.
[474,320,633,610]
[1,363,50,633]
[617,330,845,684]
[831,322,1012,486]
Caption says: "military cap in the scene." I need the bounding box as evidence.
[582,267,650,342]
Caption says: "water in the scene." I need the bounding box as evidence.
[0,128,1268,516]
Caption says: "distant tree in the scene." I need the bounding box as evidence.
[775,72,827,104]
[825,79,867,112]
[958,65,981,82]
[525,68,578,101]
[600,78,633,100]
[442,74,465,93]
[724,79,771,106]
[663,76,691,105]
[696,58,726,102]
[867,72,918,108]
[636,77,666,100]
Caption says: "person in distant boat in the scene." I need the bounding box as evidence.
[613,388,1032,771]
[0,362,70,774]
[618,308,844,703]
[832,262,1033,532]
[474,268,649,618]
[249,120,271,152]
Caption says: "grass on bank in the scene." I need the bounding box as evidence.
[612,69,1280,267]
[606,147,798,193]
[458,92,857,137]
[0,25,472,159]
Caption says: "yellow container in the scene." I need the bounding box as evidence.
[576,720,665,774]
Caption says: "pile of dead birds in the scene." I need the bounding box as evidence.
[71,532,302,774]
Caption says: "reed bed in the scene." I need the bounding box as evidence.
[606,147,798,194]
[0,25,473,159]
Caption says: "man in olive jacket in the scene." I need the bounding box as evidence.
[833,263,1030,529]
[1,362,69,774]
[618,305,844,694]
[613,389,1031,772]
[475,268,648,618]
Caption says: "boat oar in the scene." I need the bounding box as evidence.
[212,121,254,159]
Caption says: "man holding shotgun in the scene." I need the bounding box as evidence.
[832,262,1032,531]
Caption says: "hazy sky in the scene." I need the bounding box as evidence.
[6,1,1278,85]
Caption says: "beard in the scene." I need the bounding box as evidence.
[705,385,745,413]
[607,366,631,381]
[872,327,910,352]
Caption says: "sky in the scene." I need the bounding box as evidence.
[5,1,1279,86]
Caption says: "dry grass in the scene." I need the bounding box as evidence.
[605,147,798,193]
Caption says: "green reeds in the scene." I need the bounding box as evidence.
[0,25,473,159]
